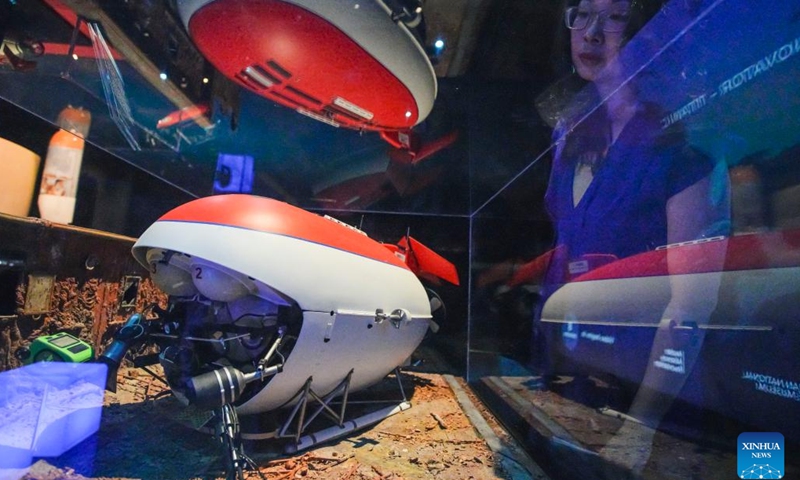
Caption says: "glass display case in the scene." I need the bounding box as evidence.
[470,1,800,478]
[1,0,798,478]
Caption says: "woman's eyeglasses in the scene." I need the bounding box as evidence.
[565,6,631,32]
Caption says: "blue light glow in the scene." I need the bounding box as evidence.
[214,153,255,194]
[0,362,107,473]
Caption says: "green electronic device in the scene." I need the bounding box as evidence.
[22,332,94,364]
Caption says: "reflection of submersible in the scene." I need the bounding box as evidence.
[176,0,436,151]
[535,232,800,439]
[99,194,458,474]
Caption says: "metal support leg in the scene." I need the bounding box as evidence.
[277,370,354,443]
[394,367,408,402]
[277,368,413,453]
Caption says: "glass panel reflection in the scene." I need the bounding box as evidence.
[1,0,799,478]
[0,0,470,214]
[471,0,800,478]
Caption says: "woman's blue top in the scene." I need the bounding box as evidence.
[543,102,719,285]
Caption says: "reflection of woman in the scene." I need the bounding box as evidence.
[538,0,729,473]
[545,0,723,282]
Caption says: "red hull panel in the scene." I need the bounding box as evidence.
[573,230,800,282]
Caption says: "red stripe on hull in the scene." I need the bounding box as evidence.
[158,195,407,269]
[575,230,800,282]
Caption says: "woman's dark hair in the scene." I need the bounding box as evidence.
[624,0,666,41]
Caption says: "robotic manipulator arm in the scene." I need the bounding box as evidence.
[98,308,286,409]
[97,313,151,393]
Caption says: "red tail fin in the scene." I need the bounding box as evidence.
[386,236,460,286]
